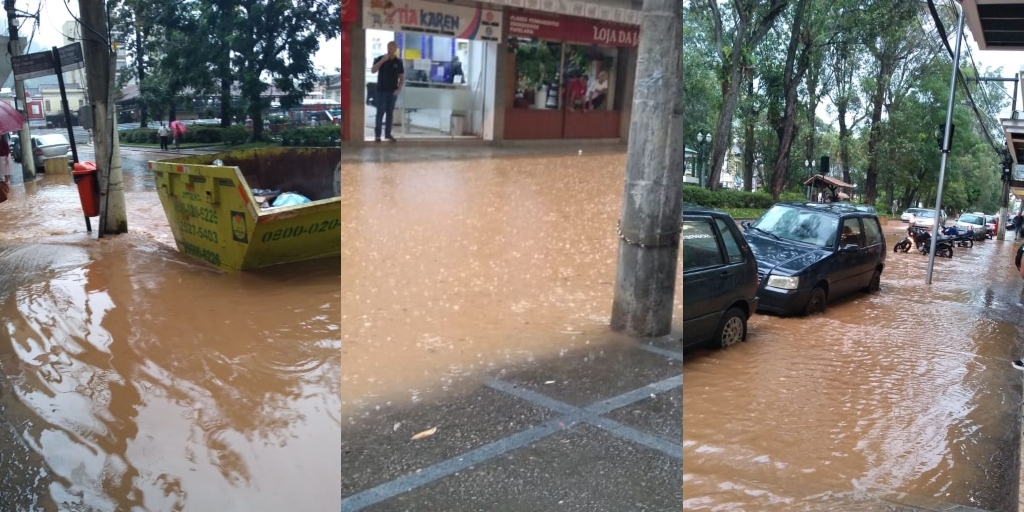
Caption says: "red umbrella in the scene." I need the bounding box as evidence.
[0,101,25,134]
[170,120,187,137]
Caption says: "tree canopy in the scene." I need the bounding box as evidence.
[685,0,1010,212]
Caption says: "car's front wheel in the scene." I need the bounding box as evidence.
[713,307,747,349]
[802,287,827,316]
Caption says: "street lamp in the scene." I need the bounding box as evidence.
[805,159,815,200]
[696,130,712,188]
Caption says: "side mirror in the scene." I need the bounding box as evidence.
[741,220,752,230]
[840,244,861,252]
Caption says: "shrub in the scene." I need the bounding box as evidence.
[279,125,340,147]
[120,128,158,144]
[683,185,775,209]
[221,126,248,145]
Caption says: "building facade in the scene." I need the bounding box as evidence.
[343,0,642,143]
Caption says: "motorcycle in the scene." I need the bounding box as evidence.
[893,226,953,258]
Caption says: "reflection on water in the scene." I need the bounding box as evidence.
[0,170,340,510]
[341,149,634,418]
[683,227,1023,511]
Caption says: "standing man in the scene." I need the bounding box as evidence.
[157,122,170,151]
[371,41,405,143]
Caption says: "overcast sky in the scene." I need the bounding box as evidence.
[19,0,339,72]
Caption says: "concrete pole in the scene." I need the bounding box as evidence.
[78,0,126,234]
[610,0,685,337]
[5,2,35,182]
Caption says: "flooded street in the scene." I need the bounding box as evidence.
[341,146,639,414]
[684,227,1024,511]
[0,150,340,511]
[344,146,1023,510]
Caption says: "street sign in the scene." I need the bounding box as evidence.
[57,43,84,73]
[12,51,53,80]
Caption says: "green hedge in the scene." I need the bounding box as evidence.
[682,185,808,209]
[279,125,341,147]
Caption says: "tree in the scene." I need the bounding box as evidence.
[768,0,811,201]
[111,0,175,127]
[704,0,788,190]
[223,0,339,141]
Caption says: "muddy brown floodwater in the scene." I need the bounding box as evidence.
[684,225,1024,511]
[0,164,340,511]
[341,148,649,420]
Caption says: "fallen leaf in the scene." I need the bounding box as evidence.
[544,380,555,384]
[393,422,401,432]
[411,427,437,440]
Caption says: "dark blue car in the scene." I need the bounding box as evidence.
[741,202,886,316]
[682,206,760,349]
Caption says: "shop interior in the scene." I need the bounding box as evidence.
[363,29,493,140]
[511,39,618,113]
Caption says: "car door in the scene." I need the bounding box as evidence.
[682,216,729,345]
[831,217,869,297]
[861,216,885,284]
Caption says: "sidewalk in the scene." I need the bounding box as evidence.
[341,337,684,511]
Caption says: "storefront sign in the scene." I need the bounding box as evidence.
[342,0,358,23]
[478,0,640,26]
[363,0,503,41]
[508,12,639,47]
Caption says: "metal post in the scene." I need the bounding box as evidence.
[51,46,79,164]
[927,3,964,285]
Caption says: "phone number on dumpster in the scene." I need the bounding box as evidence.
[261,219,341,243]
[173,198,219,225]
[180,241,222,266]
[178,221,219,243]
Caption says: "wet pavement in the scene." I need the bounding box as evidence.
[685,221,1024,512]
[341,144,683,509]
[342,143,1024,511]
[0,146,341,511]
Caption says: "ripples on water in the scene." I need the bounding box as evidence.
[341,151,632,419]
[0,169,341,510]
[683,228,1023,511]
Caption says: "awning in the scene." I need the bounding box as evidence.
[803,174,854,189]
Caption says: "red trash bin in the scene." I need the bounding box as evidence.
[72,161,99,217]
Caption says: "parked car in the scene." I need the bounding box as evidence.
[901,207,928,223]
[11,133,71,172]
[833,202,878,215]
[953,213,988,240]
[682,205,760,349]
[910,209,945,230]
[984,215,998,236]
[741,202,886,316]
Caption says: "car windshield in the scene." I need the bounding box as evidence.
[916,210,936,219]
[960,214,983,224]
[37,134,68,146]
[751,205,839,247]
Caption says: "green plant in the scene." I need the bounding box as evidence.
[514,40,558,90]
[279,126,340,147]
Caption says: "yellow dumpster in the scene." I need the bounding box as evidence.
[148,147,340,272]
[44,155,69,174]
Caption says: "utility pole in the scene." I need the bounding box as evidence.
[609,0,685,337]
[5,0,35,182]
[78,0,126,235]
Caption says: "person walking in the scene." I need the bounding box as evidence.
[157,122,170,151]
[0,133,11,184]
[1013,212,1023,241]
[371,41,405,143]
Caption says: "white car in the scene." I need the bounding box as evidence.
[901,208,927,223]
[910,209,945,229]
[954,213,988,240]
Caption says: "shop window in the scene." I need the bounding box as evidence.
[564,45,615,112]
[511,38,564,110]
[44,100,51,113]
